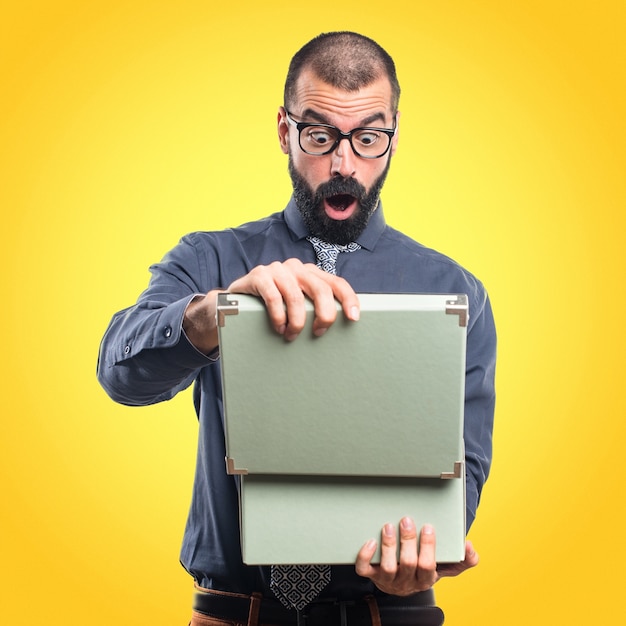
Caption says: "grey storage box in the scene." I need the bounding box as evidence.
[217,293,468,564]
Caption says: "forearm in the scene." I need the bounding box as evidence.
[97,294,215,405]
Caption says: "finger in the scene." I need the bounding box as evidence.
[286,262,339,337]
[327,274,360,322]
[354,538,378,579]
[294,263,359,330]
[269,262,310,340]
[378,523,399,581]
[437,541,479,578]
[416,524,437,585]
[228,265,292,336]
[397,517,419,578]
[464,540,479,568]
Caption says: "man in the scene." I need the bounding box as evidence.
[97,31,496,626]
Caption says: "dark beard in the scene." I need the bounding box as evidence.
[288,156,391,245]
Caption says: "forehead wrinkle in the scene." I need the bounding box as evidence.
[294,89,390,113]
[299,107,387,128]
[292,94,392,129]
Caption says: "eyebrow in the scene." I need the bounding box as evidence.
[299,108,390,128]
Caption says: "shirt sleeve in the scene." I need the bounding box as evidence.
[96,234,219,406]
[463,288,497,531]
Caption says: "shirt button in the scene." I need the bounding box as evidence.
[124,344,131,355]
[163,326,172,338]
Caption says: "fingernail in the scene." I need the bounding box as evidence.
[422,524,434,535]
[277,324,286,335]
[313,327,327,337]
[384,523,395,537]
[350,306,360,321]
[401,517,414,530]
[366,538,377,549]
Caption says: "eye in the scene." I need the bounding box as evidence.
[354,130,381,147]
[306,127,334,146]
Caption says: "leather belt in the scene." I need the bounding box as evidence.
[193,590,444,626]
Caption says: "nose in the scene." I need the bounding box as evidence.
[330,138,357,178]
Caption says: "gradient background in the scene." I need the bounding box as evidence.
[1,1,625,624]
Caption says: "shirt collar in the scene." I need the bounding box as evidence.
[284,195,386,252]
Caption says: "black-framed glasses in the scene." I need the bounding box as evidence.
[285,110,396,159]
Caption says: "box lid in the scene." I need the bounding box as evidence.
[218,293,467,478]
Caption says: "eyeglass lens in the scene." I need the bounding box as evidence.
[300,125,391,158]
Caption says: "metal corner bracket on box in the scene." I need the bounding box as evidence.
[217,293,239,327]
[445,295,469,327]
[226,457,249,475]
[440,461,464,479]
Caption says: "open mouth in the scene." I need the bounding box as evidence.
[326,194,356,211]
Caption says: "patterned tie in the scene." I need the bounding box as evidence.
[269,237,361,611]
[307,236,361,275]
[270,563,332,611]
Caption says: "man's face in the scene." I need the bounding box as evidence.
[278,69,399,244]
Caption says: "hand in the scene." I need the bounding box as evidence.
[355,517,479,596]
[182,259,360,354]
[227,259,360,341]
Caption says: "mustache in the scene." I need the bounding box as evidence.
[315,177,366,200]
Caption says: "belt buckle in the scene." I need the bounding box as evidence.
[338,600,355,626]
[300,599,356,626]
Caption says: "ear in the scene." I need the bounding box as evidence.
[277,107,290,154]
[390,110,400,156]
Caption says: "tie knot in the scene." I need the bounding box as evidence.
[307,236,361,275]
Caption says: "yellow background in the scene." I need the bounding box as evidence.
[2,1,625,624]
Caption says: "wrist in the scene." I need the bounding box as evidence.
[182,291,223,355]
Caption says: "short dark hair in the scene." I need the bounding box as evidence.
[284,32,401,114]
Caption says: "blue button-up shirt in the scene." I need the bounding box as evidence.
[97,197,496,598]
